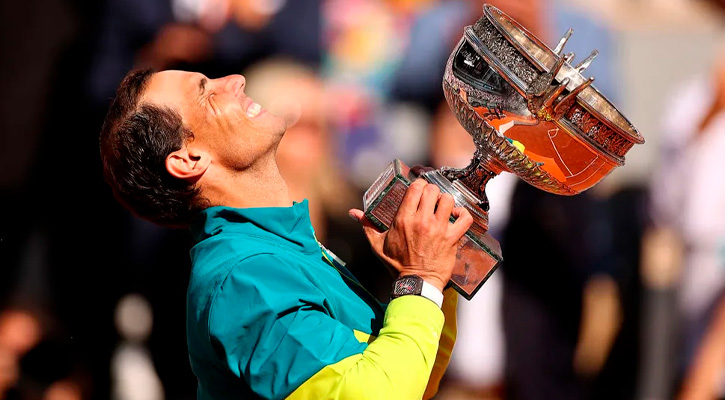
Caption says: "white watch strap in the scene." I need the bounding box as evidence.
[420,280,444,308]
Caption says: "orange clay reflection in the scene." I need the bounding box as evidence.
[471,104,617,194]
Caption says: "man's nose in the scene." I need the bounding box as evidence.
[220,74,245,94]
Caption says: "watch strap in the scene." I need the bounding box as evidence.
[420,280,444,308]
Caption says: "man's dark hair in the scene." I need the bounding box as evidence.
[99,69,207,227]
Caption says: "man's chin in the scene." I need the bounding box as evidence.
[268,113,289,137]
[282,110,301,128]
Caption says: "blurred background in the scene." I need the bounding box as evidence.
[1,0,725,399]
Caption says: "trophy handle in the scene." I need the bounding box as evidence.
[363,160,503,300]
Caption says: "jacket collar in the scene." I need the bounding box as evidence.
[189,200,320,254]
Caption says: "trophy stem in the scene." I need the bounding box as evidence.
[439,150,499,212]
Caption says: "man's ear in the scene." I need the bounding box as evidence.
[165,146,210,182]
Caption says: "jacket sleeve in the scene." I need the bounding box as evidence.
[208,253,447,400]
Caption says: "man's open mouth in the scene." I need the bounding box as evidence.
[246,101,262,118]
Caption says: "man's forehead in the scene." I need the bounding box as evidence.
[141,70,203,107]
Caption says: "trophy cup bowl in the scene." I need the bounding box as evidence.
[364,4,644,300]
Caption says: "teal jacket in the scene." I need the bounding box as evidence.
[187,201,457,400]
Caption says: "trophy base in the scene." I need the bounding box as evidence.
[363,160,503,300]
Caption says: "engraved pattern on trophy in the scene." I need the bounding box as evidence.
[565,104,636,158]
[473,18,539,86]
[363,4,643,300]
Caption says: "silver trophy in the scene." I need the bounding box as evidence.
[363,4,644,300]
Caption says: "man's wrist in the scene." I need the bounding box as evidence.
[391,275,444,308]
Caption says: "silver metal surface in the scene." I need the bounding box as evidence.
[439,3,644,198]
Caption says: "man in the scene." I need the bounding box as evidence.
[99,69,472,399]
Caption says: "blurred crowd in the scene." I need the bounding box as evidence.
[1,0,724,399]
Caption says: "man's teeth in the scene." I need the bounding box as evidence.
[247,102,262,117]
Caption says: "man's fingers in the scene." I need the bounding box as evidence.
[349,208,382,233]
[398,179,427,216]
[348,208,364,220]
[348,209,365,222]
[417,183,441,215]
[409,165,435,177]
[435,193,455,223]
[349,209,386,244]
[448,207,473,240]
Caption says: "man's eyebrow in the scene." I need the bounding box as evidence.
[198,77,207,97]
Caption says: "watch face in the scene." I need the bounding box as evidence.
[393,276,423,297]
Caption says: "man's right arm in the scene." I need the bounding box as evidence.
[291,178,472,399]
[287,294,444,400]
[290,288,460,400]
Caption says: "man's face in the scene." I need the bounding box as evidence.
[141,70,286,171]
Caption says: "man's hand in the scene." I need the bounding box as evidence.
[349,179,473,291]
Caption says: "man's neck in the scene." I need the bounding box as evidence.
[201,159,293,209]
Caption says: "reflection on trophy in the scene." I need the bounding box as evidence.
[364,4,645,300]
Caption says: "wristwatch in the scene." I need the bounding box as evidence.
[391,275,444,308]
